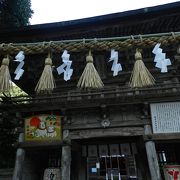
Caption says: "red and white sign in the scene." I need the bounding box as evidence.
[164,165,180,180]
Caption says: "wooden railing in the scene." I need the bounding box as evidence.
[0,81,180,112]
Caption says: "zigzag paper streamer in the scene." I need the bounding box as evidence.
[109,49,122,76]
[14,51,25,80]
[57,50,73,81]
[152,43,171,73]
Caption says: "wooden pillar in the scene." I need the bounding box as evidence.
[12,133,25,180]
[144,125,161,180]
[94,54,107,79]
[61,130,71,180]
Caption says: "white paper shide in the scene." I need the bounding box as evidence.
[57,50,73,81]
[109,49,122,76]
[152,43,171,73]
[14,51,25,80]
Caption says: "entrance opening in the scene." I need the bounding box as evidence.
[99,156,127,177]
[85,143,137,180]
[23,148,61,180]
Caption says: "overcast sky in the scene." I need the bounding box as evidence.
[30,0,179,25]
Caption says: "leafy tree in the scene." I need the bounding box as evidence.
[0,84,28,168]
[0,0,33,28]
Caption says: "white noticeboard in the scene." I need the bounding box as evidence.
[150,102,180,133]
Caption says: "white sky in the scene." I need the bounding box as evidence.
[30,0,179,25]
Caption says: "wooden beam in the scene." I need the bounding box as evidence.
[64,119,150,130]
[1,85,180,113]
[18,140,63,148]
[12,148,25,180]
[12,133,25,180]
[145,141,161,180]
[61,145,71,180]
[144,125,161,180]
[61,130,71,180]
[144,133,180,141]
[69,127,144,139]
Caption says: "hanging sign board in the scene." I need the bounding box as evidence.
[150,102,180,133]
[163,165,180,180]
[25,115,62,141]
[43,168,61,180]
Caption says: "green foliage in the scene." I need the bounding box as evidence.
[10,83,29,97]
[0,84,27,168]
[0,83,29,104]
[0,112,17,168]
[0,0,33,28]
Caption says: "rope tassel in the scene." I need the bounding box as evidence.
[129,49,155,88]
[0,55,12,93]
[77,51,104,89]
[35,53,56,93]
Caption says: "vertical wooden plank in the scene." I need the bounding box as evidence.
[88,145,98,157]
[94,54,107,79]
[144,125,162,180]
[61,145,71,180]
[79,145,87,180]
[82,145,87,157]
[131,143,137,155]
[61,130,71,180]
[109,144,120,156]
[99,144,108,156]
[79,157,87,180]
[120,143,131,156]
[12,148,25,180]
[12,133,25,180]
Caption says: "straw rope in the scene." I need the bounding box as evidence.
[77,51,104,89]
[0,32,179,55]
[0,55,12,93]
[129,49,155,88]
[35,53,56,93]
